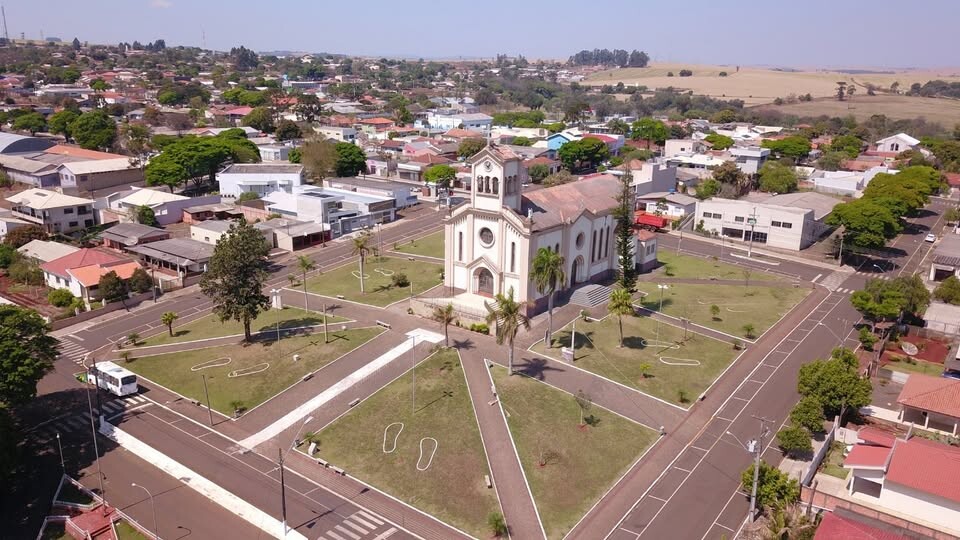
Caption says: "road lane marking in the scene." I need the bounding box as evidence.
[372,529,397,540]
[343,519,369,534]
[648,495,669,503]
[811,273,822,283]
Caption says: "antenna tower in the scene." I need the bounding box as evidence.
[1,6,8,42]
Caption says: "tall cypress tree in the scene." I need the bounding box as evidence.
[200,218,271,341]
[612,171,637,289]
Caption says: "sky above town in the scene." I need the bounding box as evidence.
[8,0,959,68]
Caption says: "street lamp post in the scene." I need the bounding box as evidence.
[817,321,846,349]
[84,381,107,515]
[747,211,758,258]
[55,432,65,473]
[410,335,417,414]
[656,284,669,343]
[271,289,282,354]
[727,416,773,523]
[131,483,159,540]
[279,415,314,539]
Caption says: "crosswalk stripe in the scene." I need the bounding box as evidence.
[325,531,347,540]
[348,514,375,530]
[334,525,361,540]
[343,519,369,534]
[103,401,123,413]
[356,511,384,526]
[372,528,397,540]
[127,395,147,404]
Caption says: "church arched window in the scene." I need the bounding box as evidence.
[493,177,499,195]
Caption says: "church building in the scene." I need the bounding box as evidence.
[442,144,655,315]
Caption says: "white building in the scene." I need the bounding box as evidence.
[190,220,272,247]
[216,163,305,198]
[100,187,218,226]
[315,126,357,144]
[695,192,840,251]
[263,185,395,238]
[663,139,709,158]
[0,210,28,241]
[729,146,770,175]
[844,428,960,536]
[419,112,493,132]
[441,144,650,315]
[258,145,292,162]
[6,188,96,234]
[628,161,678,197]
[636,192,698,219]
[875,133,921,154]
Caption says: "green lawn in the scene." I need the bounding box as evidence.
[114,521,149,540]
[492,367,657,539]
[125,327,383,415]
[533,315,738,405]
[393,231,445,259]
[311,348,497,538]
[55,481,93,505]
[634,282,809,338]
[40,522,71,540]
[140,307,347,347]
[820,441,848,480]
[884,355,945,377]
[305,256,443,307]
[654,251,783,281]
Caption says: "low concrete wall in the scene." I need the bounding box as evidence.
[50,291,153,331]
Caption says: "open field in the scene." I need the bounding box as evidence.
[752,95,960,125]
[306,256,443,307]
[634,282,809,338]
[533,315,738,404]
[653,251,783,281]
[393,231,445,259]
[140,307,347,347]
[310,348,497,538]
[125,327,383,415]
[492,367,657,539]
[584,62,960,106]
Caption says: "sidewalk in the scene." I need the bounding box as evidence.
[667,230,855,273]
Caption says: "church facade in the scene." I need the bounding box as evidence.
[442,145,653,314]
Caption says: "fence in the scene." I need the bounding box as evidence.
[802,423,837,487]
[49,291,153,331]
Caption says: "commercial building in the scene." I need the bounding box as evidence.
[315,126,357,143]
[262,185,395,238]
[323,177,419,208]
[728,146,770,175]
[216,163,306,198]
[57,158,144,195]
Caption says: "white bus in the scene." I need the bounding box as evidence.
[88,361,139,397]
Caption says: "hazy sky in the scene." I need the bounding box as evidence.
[7,0,958,68]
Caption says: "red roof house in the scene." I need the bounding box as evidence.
[896,374,960,435]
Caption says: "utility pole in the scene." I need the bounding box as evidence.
[410,336,417,414]
[748,416,773,523]
[322,302,329,344]
[85,385,107,515]
[278,448,288,538]
[201,374,214,426]
[747,209,758,258]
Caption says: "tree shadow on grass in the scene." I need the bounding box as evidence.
[622,336,649,350]
[514,357,565,380]
[549,329,595,351]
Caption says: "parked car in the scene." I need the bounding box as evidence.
[925,233,937,243]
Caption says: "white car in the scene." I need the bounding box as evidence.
[925,233,937,243]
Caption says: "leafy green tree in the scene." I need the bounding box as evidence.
[817,150,847,171]
[47,288,75,308]
[776,425,812,458]
[712,161,748,189]
[710,304,721,320]
[128,268,153,294]
[68,109,117,150]
[710,109,738,123]
[7,258,43,285]
[134,205,157,226]
[695,178,721,200]
[761,136,811,161]
[886,274,930,316]
[528,163,550,184]
[758,161,798,193]
[741,462,800,510]
[511,136,533,146]
[704,133,734,150]
[275,119,302,141]
[12,112,46,135]
[558,137,610,172]
[0,244,15,268]
[146,132,259,191]
[826,199,902,250]
[532,247,566,347]
[934,275,960,305]
[789,396,825,433]
[457,138,486,159]
[630,118,669,149]
[851,279,907,329]
[3,225,46,248]
[288,148,302,164]
[608,286,634,347]
[47,110,79,139]
[295,255,316,310]
[334,142,366,177]
[432,303,456,347]
[199,219,271,341]
[797,348,871,416]
[0,305,58,405]
[98,270,128,303]
[484,287,530,375]
[242,107,275,133]
[237,191,261,203]
[944,207,960,224]
[160,311,179,337]
[144,160,187,193]
[120,122,152,168]
[830,134,863,158]
[858,326,878,350]
[423,164,457,188]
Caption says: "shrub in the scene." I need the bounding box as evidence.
[488,512,507,537]
[776,424,813,458]
[741,462,800,510]
[742,323,756,339]
[48,288,76,307]
[858,326,877,351]
[469,323,489,334]
[0,244,15,268]
[391,272,410,288]
[679,69,693,77]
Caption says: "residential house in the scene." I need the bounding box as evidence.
[99,188,219,226]
[190,219,269,246]
[546,131,578,151]
[635,192,698,219]
[629,161,678,197]
[695,191,840,251]
[418,111,492,132]
[583,133,625,156]
[7,189,96,234]
[0,210,28,240]
[844,428,960,535]
[728,146,770,175]
[57,158,145,196]
[259,145,292,162]
[0,154,60,187]
[875,133,921,154]
[929,234,960,282]
[17,240,80,264]
[216,163,306,198]
[98,222,170,251]
[523,156,561,179]
[126,238,215,277]
[896,374,960,436]
[315,126,357,144]
[180,203,245,224]
[663,139,710,158]
[40,248,140,304]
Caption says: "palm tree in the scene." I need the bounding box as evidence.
[531,248,565,348]
[608,286,634,347]
[485,287,530,375]
[432,303,456,347]
[351,232,374,294]
[296,255,316,311]
[160,311,179,337]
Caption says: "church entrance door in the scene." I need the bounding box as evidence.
[476,268,494,297]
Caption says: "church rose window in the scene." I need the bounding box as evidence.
[479,227,494,247]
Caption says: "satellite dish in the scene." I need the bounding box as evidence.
[901,342,919,356]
